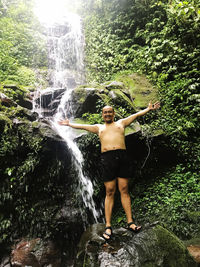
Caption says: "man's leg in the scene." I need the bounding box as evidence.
[118,177,141,230]
[103,179,116,238]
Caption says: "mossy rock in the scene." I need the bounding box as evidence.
[72,73,157,122]
[154,225,195,266]
[104,81,125,89]
[71,87,101,117]
[115,73,158,108]
[185,211,200,224]
[75,223,197,267]
[0,112,12,125]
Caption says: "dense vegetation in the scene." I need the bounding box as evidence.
[81,0,200,163]
[79,0,200,238]
[0,0,47,87]
[0,0,51,254]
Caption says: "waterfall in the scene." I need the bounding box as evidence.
[33,12,101,222]
[46,13,85,89]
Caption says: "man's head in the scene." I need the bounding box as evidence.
[102,106,115,123]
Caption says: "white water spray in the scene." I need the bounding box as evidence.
[33,7,100,222]
[52,91,100,222]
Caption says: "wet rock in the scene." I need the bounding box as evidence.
[34,88,66,117]
[10,239,40,267]
[2,85,32,109]
[0,93,16,107]
[187,245,200,263]
[0,257,11,267]
[9,239,61,267]
[105,81,125,90]
[75,223,197,267]
[71,87,100,117]
[17,96,33,110]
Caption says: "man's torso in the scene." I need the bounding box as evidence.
[97,121,126,153]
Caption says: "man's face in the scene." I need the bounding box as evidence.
[102,106,115,123]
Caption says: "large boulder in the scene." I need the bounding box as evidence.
[75,223,197,267]
[114,73,158,109]
[70,87,101,117]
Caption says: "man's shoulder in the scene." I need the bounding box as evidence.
[115,119,125,126]
[94,123,104,130]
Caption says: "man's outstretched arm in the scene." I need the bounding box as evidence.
[120,101,160,127]
[58,118,99,134]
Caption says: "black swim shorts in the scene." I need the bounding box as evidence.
[101,149,131,182]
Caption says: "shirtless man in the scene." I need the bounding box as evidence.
[58,101,160,241]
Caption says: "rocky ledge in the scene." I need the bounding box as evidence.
[75,222,197,267]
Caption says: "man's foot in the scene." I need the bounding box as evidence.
[102,226,112,241]
[127,222,142,233]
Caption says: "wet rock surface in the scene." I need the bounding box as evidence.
[187,245,200,264]
[75,223,197,267]
[0,239,61,267]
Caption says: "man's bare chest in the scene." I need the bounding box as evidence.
[99,123,124,137]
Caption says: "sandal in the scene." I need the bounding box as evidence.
[102,226,112,241]
[127,222,142,233]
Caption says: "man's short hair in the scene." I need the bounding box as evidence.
[102,106,114,112]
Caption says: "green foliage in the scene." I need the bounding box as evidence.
[83,14,121,82]
[110,164,200,239]
[133,165,200,238]
[15,66,36,86]
[0,117,68,245]
[81,0,168,82]
[0,0,47,86]
[0,0,199,249]
[79,0,200,240]
[0,84,29,105]
[157,78,200,165]
[81,0,200,165]
[0,40,19,81]
[82,112,103,124]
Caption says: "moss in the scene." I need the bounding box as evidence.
[97,92,111,105]
[0,112,12,125]
[115,73,158,108]
[78,83,103,89]
[154,225,196,266]
[74,87,88,104]
[112,89,135,109]
[32,121,40,128]
[185,211,200,224]
[125,122,141,135]
[184,237,200,247]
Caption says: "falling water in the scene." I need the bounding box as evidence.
[46,13,85,89]
[52,90,100,222]
[33,12,100,222]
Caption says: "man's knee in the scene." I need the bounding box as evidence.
[104,180,116,197]
[118,178,129,195]
[106,187,116,197]
[119,185,129,195]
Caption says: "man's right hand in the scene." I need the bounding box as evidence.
[57,118,70,126]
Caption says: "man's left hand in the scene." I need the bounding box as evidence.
[148,101,160,110]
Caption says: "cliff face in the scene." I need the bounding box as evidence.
[0,85,85,261]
